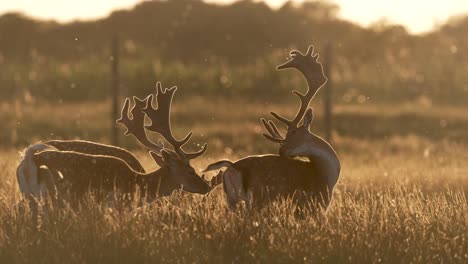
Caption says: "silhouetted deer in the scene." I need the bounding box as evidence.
[18,83,212,207]
[205,46,340,211]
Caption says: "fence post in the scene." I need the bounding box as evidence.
[12,82,20,147]
[111,36,120,145]
[323,43,333,143]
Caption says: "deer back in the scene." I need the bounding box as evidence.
[44,140,145,173]
[34,150,143,199]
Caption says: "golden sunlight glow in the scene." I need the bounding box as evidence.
[0,0,468,33]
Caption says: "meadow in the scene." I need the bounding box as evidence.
[0,99,466,263]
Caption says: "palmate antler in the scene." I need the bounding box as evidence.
[116,96,165,153]
[117,82,207,163]
[262,45,328,143]
[142,82,207,162]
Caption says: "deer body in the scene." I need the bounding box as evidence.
[206,140,340,210]
[33,150,179,202]
[17,140,145,198]
[207,155,331,209]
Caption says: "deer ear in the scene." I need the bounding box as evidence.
[149,151,166,167]
[302,108,314,128]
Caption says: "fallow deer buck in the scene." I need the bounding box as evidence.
[19,82,212,206]
[204,46,340,211]
[17,140,146,199]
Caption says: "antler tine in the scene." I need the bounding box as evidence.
[260,118,285,143]
[116,98,132,135]
[184,143,208,160]
[261,118,276,137]
[116,97,164,153]
[290,88,314,126]
[268,120,284,138]
[306,45,314,56]
[143,82,206,162]
[262,118,285,139]
[262,133,285,144]
[270,111,292,126]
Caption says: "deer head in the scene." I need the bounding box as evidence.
[117,82,211,195]
[275,108,331,158]
[262,45,330,158]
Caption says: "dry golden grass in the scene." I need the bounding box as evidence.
[0,136,466,263]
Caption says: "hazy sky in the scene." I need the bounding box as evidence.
[1,0,468,34]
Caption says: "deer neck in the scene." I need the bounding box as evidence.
[299,134,340,189]
[136,168,165,197]
[139,167,178,198]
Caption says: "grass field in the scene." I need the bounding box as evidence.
[0,99,466,263]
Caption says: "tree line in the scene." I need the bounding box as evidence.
[1,0,467,104]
